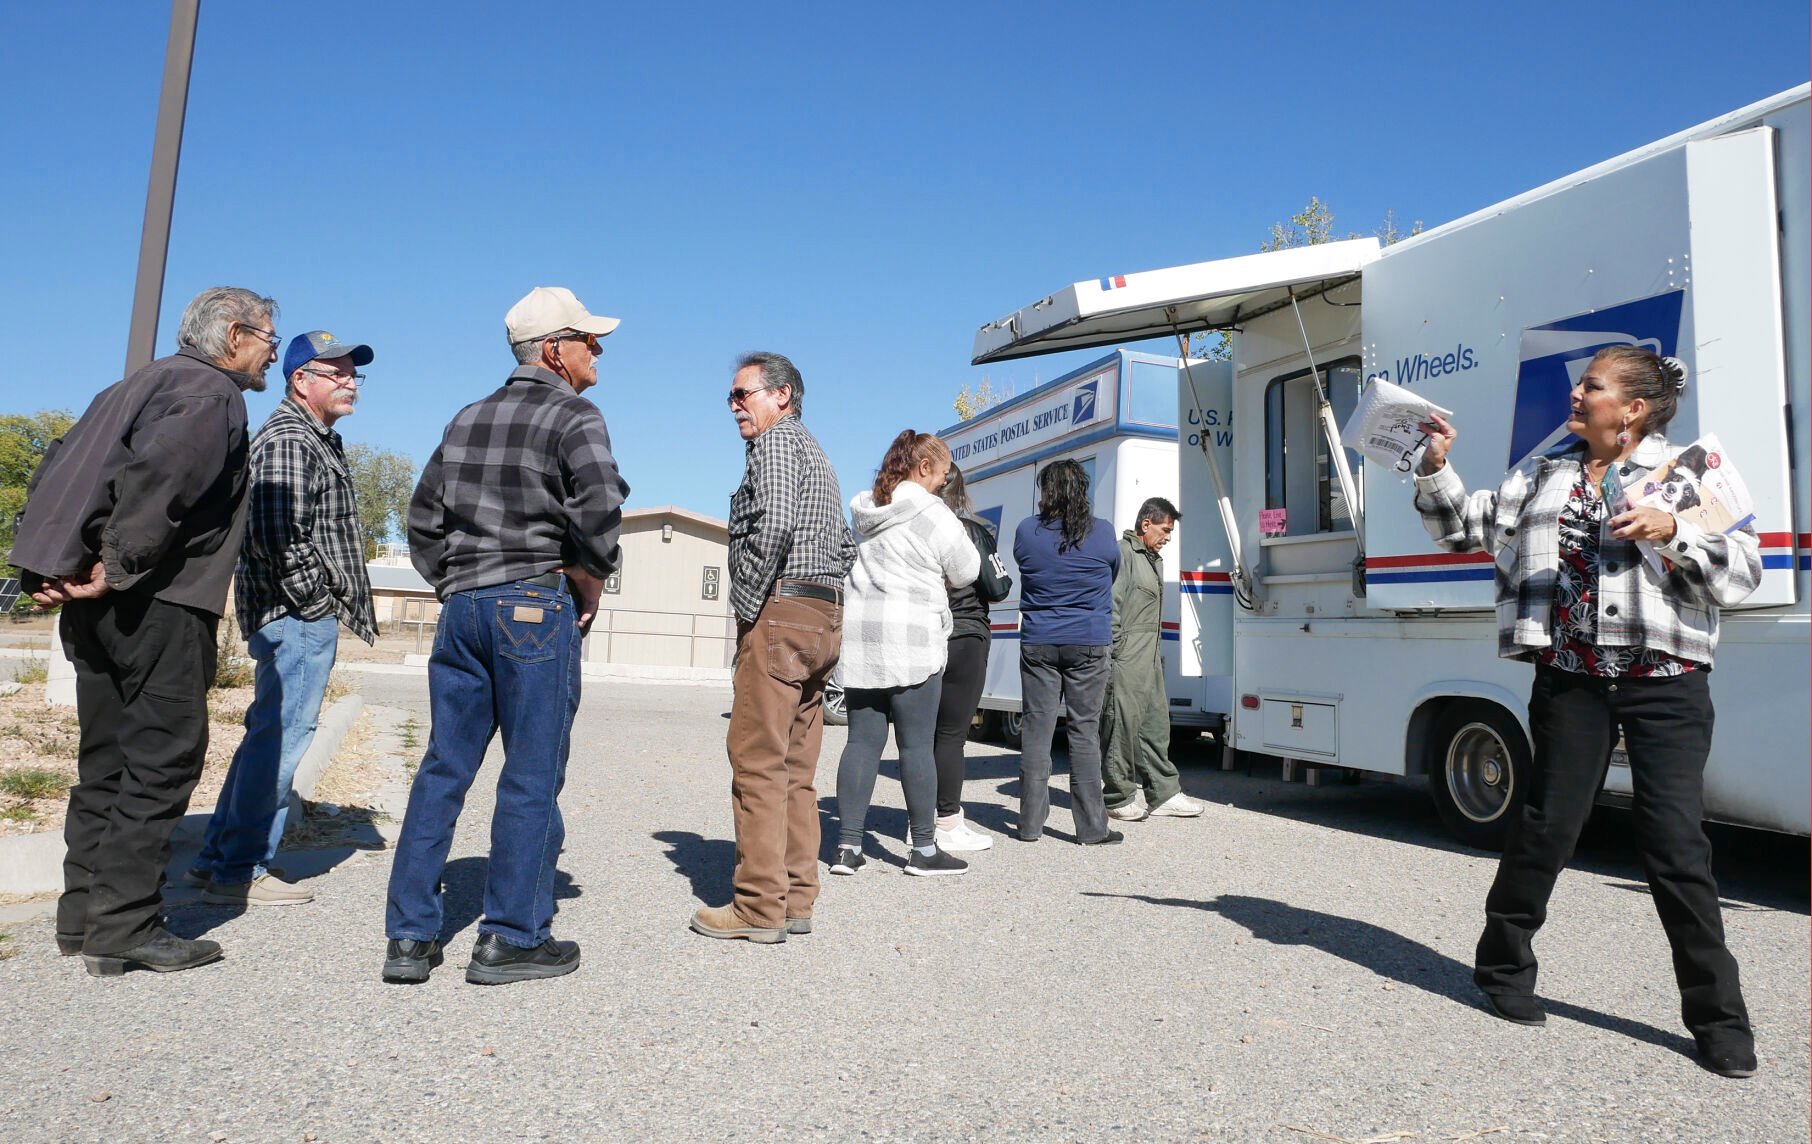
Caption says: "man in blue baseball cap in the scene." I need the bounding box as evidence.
[189,330,379,907]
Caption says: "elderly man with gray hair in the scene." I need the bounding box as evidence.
[10,286,279,976]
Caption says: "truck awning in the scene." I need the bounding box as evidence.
[971,238,1381,364]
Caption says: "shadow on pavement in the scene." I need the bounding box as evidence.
[654,830,737,902]
[434,856,581,940]
[1084,890,1699,1060]
[1169,740,1809,913]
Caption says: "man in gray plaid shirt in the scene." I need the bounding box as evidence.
[191,330,378,907]
[690,352,855,944]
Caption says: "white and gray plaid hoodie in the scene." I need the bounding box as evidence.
[1412,433,1761,667]
[841,481,980,690]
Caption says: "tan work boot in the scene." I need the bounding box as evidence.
[689,905,785,944]
[202,873,315,907]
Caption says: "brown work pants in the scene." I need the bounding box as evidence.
[726,594,841,929]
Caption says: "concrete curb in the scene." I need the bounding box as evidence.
[0,694,368,902]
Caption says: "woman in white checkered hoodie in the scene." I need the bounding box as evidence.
[831,431,980,878]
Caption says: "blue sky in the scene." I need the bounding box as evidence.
[2,2,1806,527]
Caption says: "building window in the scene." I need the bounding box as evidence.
[1263,358,1363,536]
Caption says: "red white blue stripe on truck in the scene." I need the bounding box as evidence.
[1098,274,1127,290]
[1368,533,1810,582]
[987,620,1183,641]
[1181,570,1233,595]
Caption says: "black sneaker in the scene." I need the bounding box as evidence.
[904,847,968,877]
[464,933,580,985]
[829,847,867,875]
[1078,830,1125,846]
[381,938,444,985]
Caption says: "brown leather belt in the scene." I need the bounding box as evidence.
[774,580,842,604]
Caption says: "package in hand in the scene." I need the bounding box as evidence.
[1339,376,1455,474]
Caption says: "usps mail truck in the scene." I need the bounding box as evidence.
[936,349,1232,745]
[971,85,1809,847]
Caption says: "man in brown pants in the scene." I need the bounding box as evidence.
[690,352,854,944]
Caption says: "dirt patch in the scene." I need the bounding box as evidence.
[0,682,258,838]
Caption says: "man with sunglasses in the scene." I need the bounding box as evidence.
[10,286,277,975]
[690,352,854,944]
[384,286,628,985]
[189,331,379,908]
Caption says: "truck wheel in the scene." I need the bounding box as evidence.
[1427,700,1528,851]
[998,709,1023,750]
[823,680,848,727]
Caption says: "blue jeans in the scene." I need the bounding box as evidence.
[194,613,340,883]
[385,579,581,948]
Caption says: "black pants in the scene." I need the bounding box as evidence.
[932,634,990,818]
[1476,667,1751,1048]
[57,595,217,954]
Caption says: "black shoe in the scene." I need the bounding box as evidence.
[55,931,83,956]
[1078,830,1125,846]
[1482,991,1547,1026]
[381,938,444,984]
[82,930,222,977]
[465,932,580,985]
[904,847,968,877]
[1698,1042,1758,1078]
[829,847,867,875]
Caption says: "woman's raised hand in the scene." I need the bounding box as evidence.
[1416,413,1458,475]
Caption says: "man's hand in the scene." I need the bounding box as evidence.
[562,566,604,635]
[29,561,110,606]
[1415,413,1458,475]
[1609,507,1678,543]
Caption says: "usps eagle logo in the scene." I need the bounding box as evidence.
[1507,290,1684,468]
[1071,379,1098,425]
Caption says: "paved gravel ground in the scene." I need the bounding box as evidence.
[1,676,1805,1144]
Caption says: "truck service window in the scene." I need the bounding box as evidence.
[1263,360,1362,536]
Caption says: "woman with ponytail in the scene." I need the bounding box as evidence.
[1413,345,1762,1078]
[832,431,980,877]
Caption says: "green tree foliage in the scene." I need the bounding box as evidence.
[0,410,76,567]
[344,444,417,560]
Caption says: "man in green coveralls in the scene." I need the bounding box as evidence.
[1104,497,1206,822]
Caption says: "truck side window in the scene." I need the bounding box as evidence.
[1263,359,1363,535]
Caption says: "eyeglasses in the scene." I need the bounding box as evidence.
[727,384,778,407]
[550,331,602,354]
[235,323,280,348]
[299,367,366,388]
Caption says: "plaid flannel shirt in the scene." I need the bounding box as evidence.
[409,366,629,599]
[235,398,377,643]
[728,414,856,624]
[1412,434,1761,667]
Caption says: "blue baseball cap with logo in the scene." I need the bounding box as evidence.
[282,330,375,379]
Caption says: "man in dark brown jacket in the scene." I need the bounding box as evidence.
[10,286,278,976]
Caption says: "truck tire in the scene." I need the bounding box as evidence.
[1427,700,1529,851]
[997,709,1023,750]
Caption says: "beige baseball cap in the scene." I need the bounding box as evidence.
[505,286,621,344]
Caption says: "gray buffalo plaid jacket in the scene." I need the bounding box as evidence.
[728,413,855,625]
[235,398,377,644]
[1412,434,1761,667]
[409,365,628,599]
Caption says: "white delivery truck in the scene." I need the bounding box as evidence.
[931,349,1225,745]
[970,85,1810,848]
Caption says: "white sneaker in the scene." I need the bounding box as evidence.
[936,819,994,852]
[1109,792,1149,822]
[1148,792,1205,818]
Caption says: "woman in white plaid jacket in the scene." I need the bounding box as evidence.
[831,430,980,879]
[1412,345,1761,1079]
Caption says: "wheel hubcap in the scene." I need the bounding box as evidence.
[1447,722,1513,824]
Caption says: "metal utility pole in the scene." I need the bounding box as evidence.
[123,0,200,376]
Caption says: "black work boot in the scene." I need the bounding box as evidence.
[82,930,223,977]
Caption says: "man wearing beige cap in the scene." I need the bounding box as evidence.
[383,286,629,986]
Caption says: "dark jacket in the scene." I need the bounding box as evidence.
[10,348,250,617]
[947,514,1012,640]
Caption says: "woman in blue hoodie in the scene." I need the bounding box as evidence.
[1011,459,1122,845]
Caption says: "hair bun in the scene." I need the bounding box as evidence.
[1660,355,1689,390]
